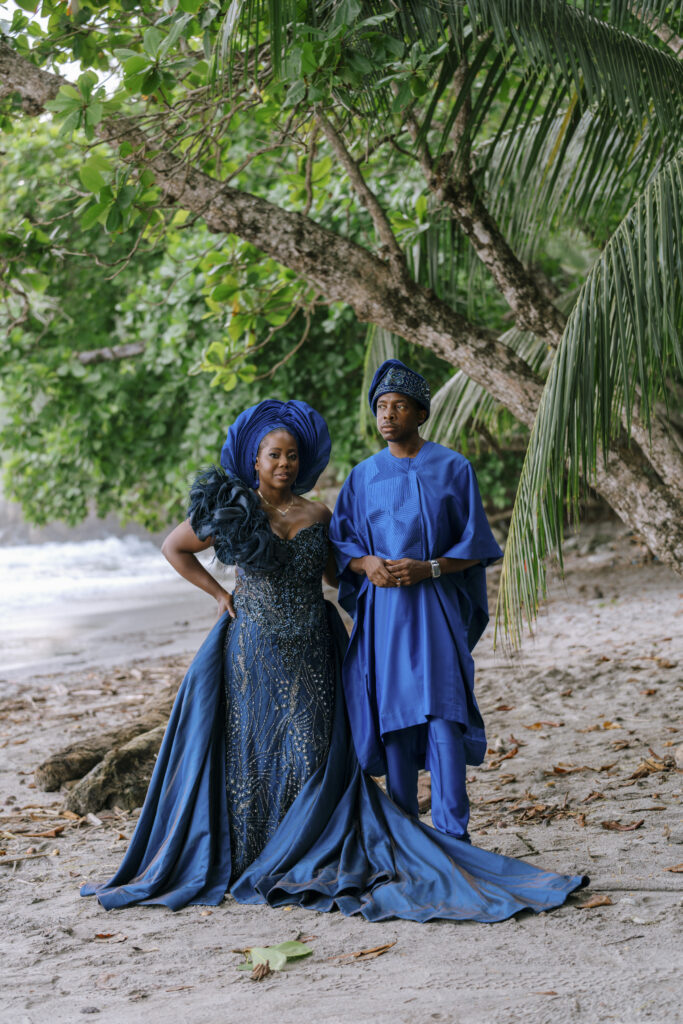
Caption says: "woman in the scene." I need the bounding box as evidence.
[82,399,586,920]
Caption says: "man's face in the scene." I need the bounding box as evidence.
[375,392,427,442]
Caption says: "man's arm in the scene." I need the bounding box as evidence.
[383,556,480,586]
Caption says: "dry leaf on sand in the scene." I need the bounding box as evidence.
[577,894,613,909]
[601,819,644,832]
[22,825,66,839]
[332,941,396,963]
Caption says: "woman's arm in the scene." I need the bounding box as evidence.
[161,519,236,618]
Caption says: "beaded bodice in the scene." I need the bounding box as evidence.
[233,521,328,642]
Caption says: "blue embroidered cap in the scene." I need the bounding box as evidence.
[220,399,331,494]
[368,359,431,419]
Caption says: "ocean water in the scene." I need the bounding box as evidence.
[0,536,231,683]
[0,535,177,613]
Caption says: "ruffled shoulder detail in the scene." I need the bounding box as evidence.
[187,467,290,573]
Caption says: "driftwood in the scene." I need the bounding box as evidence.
[34,686,178,814]
[64,724,167,815]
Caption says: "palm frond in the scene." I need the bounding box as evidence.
[467,0,683,134]
[480,96,668,261]
[423,327,552,447]
[496,149,683,646]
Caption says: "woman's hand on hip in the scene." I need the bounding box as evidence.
[216,589,236,619]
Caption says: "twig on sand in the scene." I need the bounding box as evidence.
[0,852,51,866]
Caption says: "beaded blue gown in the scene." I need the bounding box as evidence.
[82,473,586,920]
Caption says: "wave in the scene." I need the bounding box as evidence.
[0,535,218,614]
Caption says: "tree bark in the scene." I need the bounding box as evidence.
[1,41,681,574]
[34,688,176,791]
[64,725,166,815]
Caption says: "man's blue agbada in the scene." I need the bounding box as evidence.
[329,441,503,776]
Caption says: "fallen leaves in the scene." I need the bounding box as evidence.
[524,721,564,730]
[628,751,675,780]
[664,864,683,873]
[548,763,585,775]
[21,824,66,839]
[543,762,615,777]
[332,942,396,964]
[94,932,127,943]
[508,795,585,827]
[611,739,632,751]
[601,819,644,832]
[235,940,313,981]
[577,894,613,910]
[578,721,622,732]
[486,746,519,770]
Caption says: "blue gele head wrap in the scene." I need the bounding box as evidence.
[220,399,331,494]
[368,359,431,419]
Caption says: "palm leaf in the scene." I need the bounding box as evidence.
[423,327,552,447]
[466,0,683,134]
[480,97,668,261]
[496,149,683,646]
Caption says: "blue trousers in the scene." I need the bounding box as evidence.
[383,719,470,839]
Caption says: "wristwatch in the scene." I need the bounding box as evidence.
[430,559,441,579]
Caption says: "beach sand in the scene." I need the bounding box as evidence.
[1,521,681,1024]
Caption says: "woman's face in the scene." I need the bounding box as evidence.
[255,429,299,490]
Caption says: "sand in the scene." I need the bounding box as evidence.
[1,521,681,1024]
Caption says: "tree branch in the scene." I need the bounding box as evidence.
[0,40,540,422]
[404,80,568,345]
[302,125,318,218]
[315,108,405,273]
[77,342,146,365]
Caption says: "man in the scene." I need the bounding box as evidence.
[329,359,502,840]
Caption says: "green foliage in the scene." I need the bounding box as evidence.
[0,124,372,527]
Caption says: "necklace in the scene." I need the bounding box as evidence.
[258,489,295,516]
